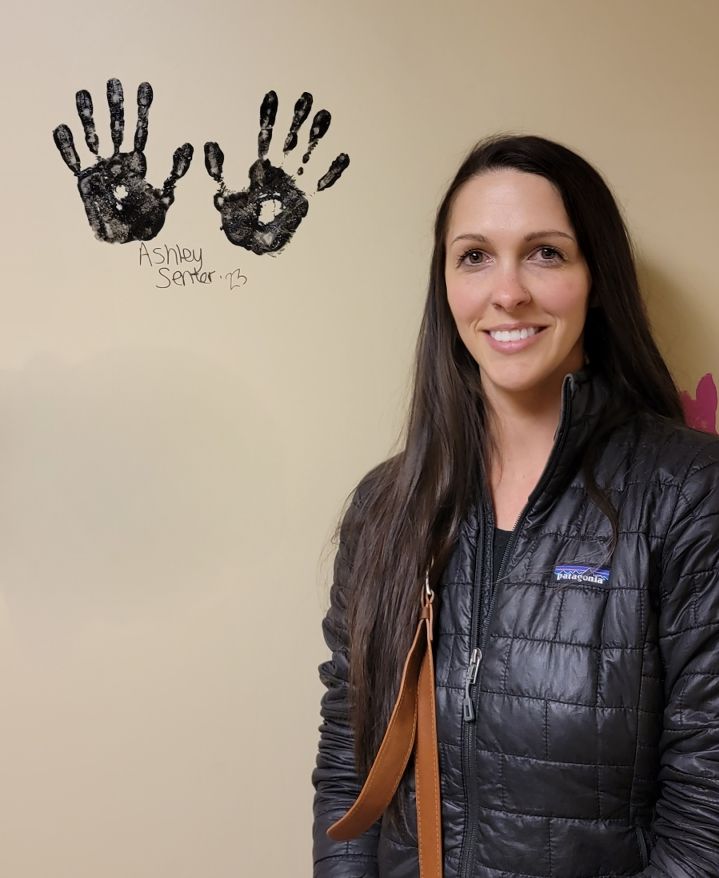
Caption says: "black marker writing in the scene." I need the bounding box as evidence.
[138,242,247,290]
[139,242,204,272]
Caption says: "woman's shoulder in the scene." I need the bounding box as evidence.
[617,411,719,507]
[630,411,719,465]
[598,413,719,561]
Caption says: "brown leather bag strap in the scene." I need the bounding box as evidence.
[326,577,443,878]
[416,588,443,876]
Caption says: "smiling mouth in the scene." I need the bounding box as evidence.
[486,326,547,342]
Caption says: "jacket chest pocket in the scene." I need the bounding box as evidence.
[484,576,644,702]
[468,580,644,820]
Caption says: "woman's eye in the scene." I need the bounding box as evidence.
[459,249,485,266]
[537,246,563,261]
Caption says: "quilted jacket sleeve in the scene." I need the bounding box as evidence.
[311,485,381,877]
[640,439,719,877]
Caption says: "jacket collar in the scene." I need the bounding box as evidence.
[519,365,612,528]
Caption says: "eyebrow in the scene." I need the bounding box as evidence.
[450,229,576,245]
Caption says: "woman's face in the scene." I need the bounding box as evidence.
[444,168,592,410]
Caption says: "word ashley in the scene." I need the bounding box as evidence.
[138,243,216,286]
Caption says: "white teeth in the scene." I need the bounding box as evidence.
[489,327,541,342]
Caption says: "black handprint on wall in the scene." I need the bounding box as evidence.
[204,91,350,255]
[53,79,193,243]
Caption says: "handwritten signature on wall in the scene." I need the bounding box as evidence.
[138,243,247,290]
[52,79,349,255]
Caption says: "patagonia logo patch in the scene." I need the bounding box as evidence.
[553,564,611,585]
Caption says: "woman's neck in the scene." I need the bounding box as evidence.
[486,381,565,482]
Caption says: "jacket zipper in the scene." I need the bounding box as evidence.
[462,646,482,722]
[458,373,576,878]
[458,491,493,878]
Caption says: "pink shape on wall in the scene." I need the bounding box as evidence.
[680,373,718,434]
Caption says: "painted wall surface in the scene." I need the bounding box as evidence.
[1,1,717,875]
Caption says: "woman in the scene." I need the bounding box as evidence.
[312,134,719,877]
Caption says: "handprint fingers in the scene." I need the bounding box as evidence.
[301,109,331,165]
[171,143,194,179]
[134,82,153,153]
[52,124,82,175]
[317,153,350,191]
[106,78,125,155]
[204,142,225,183]
[160,143,194,207]
[282,100,333,178]
[274,93,332,176]
[75,90,100,155]
[257,90,278,159]
[282,92,313,153]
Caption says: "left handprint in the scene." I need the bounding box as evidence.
[53,78,194,243]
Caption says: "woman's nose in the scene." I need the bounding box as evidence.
[489,265,532,310]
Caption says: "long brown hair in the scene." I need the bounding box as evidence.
[340,133,684,833]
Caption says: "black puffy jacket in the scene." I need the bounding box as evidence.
[312,367,719,877]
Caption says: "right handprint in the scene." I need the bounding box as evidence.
[204,91,350,255]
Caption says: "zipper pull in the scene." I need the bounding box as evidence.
[462,647,482,722]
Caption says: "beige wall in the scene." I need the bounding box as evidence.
[1,1,717,875]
